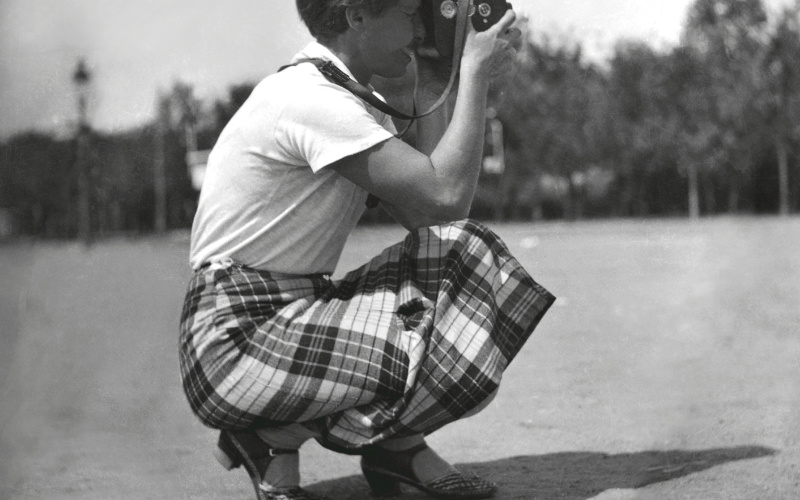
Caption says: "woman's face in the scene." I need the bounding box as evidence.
[358,0,425,79]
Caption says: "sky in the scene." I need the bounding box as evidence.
[0,0,794,139]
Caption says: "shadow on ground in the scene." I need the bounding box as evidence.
[307,445,776,499]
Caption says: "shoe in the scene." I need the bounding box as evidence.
[360,443,497,499]
[214,430,328,500]
[253,487,330,500]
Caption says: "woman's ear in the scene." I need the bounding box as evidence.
[345,7,365,32]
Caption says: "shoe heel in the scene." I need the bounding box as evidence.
[362,469,401,497]
[214,430,242,470]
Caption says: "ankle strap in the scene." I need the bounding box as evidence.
[268,448,299,456]
[220,430,299,462]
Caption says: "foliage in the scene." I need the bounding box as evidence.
[0,132,75,237]
[1,0,799,238]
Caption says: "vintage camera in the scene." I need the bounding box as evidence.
[418,0,513,59]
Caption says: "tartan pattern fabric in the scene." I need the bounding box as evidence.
[180,219,555,450]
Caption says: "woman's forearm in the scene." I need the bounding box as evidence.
[330,14,516,224]
[427,67,490,219]
[415,90,453,156]
[413,11,517,221]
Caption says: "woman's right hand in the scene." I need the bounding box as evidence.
[460,9,520,81]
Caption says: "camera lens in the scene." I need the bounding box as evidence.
[440,0,457,19]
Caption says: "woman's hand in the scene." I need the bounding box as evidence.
[415,9,521,95]
[460,9,521,81]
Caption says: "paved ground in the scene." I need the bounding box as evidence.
[1,217,798,499]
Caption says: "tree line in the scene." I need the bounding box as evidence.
[1,0,798,239]
[476,0,800,220]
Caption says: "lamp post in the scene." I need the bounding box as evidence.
[154,91,169,233]
[73,59,92,243]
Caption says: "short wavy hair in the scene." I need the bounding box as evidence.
[296,0,397,40]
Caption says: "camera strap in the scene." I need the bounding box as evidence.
[279,0,471,124]
[277,0,472,208]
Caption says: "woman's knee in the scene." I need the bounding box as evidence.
[439,218,486,231]
[462,388,499,419]
[420,218,493,239]
[440,218,503,248]
[403,218,506,264]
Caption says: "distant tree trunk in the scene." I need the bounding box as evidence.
[775,137,790,216]
[77,139,93,242]
[727,171,740,214]
[568,172,585,220]
[634,174,649,217]
[111,198,123,232]
[494,171,511,221]
[702,170,716,215]
[688,161,700,219]
[31,202,44,236]
[566,176,576,221]
[154,119,168,233]
[507,182,520,220]
[531,174,544,221]
[617,173,634,217]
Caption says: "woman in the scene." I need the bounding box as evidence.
[179,1,555,499]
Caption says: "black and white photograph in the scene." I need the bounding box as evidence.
[1,1,798,498]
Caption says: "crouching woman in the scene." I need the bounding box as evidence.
[179,1,555,499]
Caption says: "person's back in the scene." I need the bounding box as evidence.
[190,46,394,274]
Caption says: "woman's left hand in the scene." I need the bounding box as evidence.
[460,9,521,81]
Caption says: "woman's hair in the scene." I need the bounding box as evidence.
[296,0,397,40]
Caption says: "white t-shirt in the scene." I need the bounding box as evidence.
[189,42,397,274]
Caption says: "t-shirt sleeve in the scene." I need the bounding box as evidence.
[275,82,395,172]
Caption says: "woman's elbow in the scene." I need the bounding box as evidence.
[428,189,472,222]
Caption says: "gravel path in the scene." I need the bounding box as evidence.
[1,217,798,499]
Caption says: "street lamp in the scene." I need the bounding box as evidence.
[73,59,91,130]
[73,58,92,243]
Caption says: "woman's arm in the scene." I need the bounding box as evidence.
[330,10,518,223]
[379,199,447,230]
[378,86,453,230]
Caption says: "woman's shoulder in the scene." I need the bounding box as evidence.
[254,64,371,120]
[258,62,345,96]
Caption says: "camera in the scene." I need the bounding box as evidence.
[418,0,513,59]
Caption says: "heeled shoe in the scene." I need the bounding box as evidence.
[360,443,497,499]
[214,429,328,500]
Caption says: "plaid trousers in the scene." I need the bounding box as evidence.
[179,219,555,450]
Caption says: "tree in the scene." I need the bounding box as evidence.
[681,0,770,217]
[493,25,611,220]
[761,1,800,215]
[214,83,257,132]
[608,41,678,216]
[152,82,203,232]
[0,133,74,237]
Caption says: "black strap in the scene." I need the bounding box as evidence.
[278,59,383,208]
[283,59,419,120]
